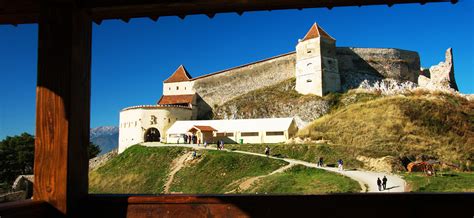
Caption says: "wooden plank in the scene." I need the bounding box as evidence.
[0,200,61,218]
[33,1,91,215]
[0,0,455,24]
[83,194,473,218]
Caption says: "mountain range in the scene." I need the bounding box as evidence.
[90,126,118,155]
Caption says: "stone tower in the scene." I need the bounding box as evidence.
[295,23,341,96]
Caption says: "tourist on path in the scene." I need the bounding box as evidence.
[317,157,323,167]
[377,178,382,191]
[382,176,388,190]
[337,159,344,171]
[204,141,208,148]
[264,146,270,157]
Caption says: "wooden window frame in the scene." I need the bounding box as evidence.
[0,0,469,217]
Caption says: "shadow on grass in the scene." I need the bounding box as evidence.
[439,173,458,177]
[272,154,285,158]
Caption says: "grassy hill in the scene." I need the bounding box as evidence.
[404,172,474,192]
[89,145,360,194]
[252,165,361,194]
[89,145,185,193]
[298,91,474,171]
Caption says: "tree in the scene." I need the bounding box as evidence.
[0,133,35,187]
[88,142,101,159]
[0,133,102,187]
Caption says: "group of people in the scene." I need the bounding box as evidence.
[377,176,388,191]
[315,157,344,171]
[182,134,198,144]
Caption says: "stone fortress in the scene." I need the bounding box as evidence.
[118,22,458,153]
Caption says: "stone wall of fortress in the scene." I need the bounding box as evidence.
[336,47,420,89]
[192,52,296,119]
[192,47,421,118]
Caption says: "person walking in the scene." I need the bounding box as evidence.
[204,141,208,148]
[318,157,324,167]
[382,176,388,190]
[264,146,270,157]
[337,159,344,171]
[377,178,382,191]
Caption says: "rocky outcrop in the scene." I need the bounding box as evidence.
[356,156,404,173]
[89,149,118,171]
[418,48,458,91]
[213,79,331,126]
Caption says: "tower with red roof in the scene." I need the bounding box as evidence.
[295,23,341,96]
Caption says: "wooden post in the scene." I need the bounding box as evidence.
[34,1,91,215]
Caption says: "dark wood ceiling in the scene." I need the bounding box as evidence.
[0,0,456,25]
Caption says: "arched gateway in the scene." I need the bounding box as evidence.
[144,128,161,142]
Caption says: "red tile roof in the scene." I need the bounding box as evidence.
[163,65,192,83]
[189,125,217,132]
[157,94,194,105]
[302,23,335,41]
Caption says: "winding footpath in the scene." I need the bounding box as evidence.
[142,142,406,193]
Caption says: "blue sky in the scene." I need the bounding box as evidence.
[0,2,473,139]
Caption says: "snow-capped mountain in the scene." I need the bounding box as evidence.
[90,126,119,155]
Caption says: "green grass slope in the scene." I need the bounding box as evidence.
[404,172,474,192]
[169,150,286,193]
[89,145,186,193]
[298,92,474,170]
[90,145,363,194]
[252,165,361,194]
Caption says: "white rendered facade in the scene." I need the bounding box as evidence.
[118,106,193,153]
[166,118,298,144]
[162,81,195,96]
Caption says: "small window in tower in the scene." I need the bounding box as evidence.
[307,50,312,53]
[176,86,179,90]
[168,118,171,123]
[185,87,186,90]
[307,79,312,83]
[307,63,312,66]
[168,87,171,90]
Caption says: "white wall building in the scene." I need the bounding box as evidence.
[166,118,298,144]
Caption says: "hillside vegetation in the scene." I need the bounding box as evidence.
[298,91,474,170]
[89,145,185,193]
[90,145,360,194]
[404,172,474,192]
[225,143,363,169]
[214,78,381,125]
[252,165,361,194]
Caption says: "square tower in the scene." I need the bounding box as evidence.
[295,23,341,96]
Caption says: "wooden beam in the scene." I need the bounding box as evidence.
[0,200,62,217]
[82,194,473,218]
[0,0,455,24]
[34,1,91,215]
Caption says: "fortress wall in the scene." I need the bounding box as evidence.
[192,52,296,118]
[336,47,421,83]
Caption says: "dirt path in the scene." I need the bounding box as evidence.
[227,163,296,193]
[143,142,406,193]
[162,151,193,194]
